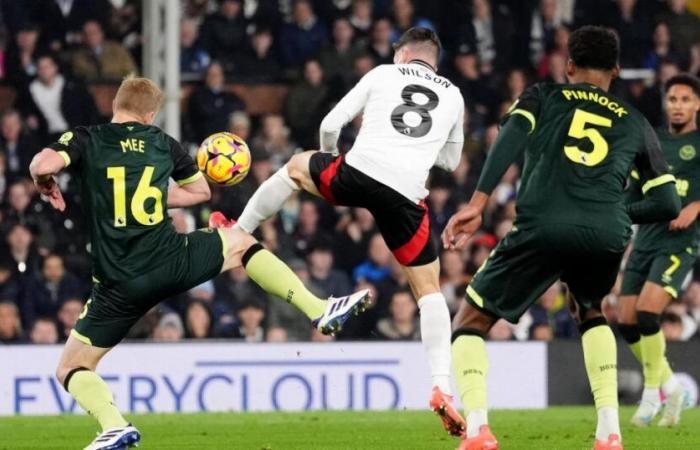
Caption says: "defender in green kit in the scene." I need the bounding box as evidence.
[618,74,700,428]
[442,27,681,450]
[29,76,369,450]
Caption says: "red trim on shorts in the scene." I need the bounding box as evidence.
[319,155,343,204]
[393,200,430,265]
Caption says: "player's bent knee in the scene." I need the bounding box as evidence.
[451,327,487,342]
[637,311,660,336]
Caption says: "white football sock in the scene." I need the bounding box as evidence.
[662,374,681,396]
[236,166,299,233]
[466,409,488,438]
[418,293,452,395]
[596,406,621,441]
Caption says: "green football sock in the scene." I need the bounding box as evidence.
[452,334,489,412]
[628,331,673,384]
[640,331,666,388]
[66,369,128,430]
[582,324,618,410]
[243,244,326,319]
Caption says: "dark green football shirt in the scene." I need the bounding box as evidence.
[49,122,202,283]
[630,129,700,253]
[504,82,671,240]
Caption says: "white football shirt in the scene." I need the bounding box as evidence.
[319,61,465,202]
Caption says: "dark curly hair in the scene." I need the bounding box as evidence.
[568,26,619,71]
[665,73,700,97]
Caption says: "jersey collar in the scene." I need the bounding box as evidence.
[408,59,436,72]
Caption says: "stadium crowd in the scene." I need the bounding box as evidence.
[1,0,700,345]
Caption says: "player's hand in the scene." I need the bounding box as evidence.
[669,202,700,231]
[442,205,482,250]
[35,177,66,212]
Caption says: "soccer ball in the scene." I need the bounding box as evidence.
[196,132,251,186]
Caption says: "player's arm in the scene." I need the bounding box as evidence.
[625,121,681,224]
[29,129,87,212]
[669,200,700,230]
[167,136,210,208]
[319,68,376,153]
[442,86,539,249]
[434,100,465,171]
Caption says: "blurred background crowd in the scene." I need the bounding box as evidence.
[1,0,700,346]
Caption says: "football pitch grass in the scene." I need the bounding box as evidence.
[1,407,698,449]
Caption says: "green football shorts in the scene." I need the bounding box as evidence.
[72,229,225,347]
[466,223,626,323]
[620,247,695,299]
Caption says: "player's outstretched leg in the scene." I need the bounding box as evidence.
[403,260,465,436]
[632,283,685,427]
[234,151,319,234]
[56,336,140,450]
[452,302,498,449]
[579,316,623,450]
[216,224,370,335]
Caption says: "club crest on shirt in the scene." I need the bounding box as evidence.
[679,144,696,161]
[58,131,73,145]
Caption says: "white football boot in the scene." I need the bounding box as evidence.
[314,289,371,335]
[84,424,140,450]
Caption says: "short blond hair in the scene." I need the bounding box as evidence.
[113,75,163,116]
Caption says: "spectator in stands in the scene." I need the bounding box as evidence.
[606,0,651,68]
[233,296,266,342]
[527,0,561,67]
[180,18,210,81]
[0,300,26,344]
[187,61,246,143]
[35,0,108,51]
[367,17,393,65]
[0,109,40,183]
[530,323,553,341]
[656,0,700,59]
[57,298,83,341]
[642,22,680,71]
[29,316,59,344]
[250,114,298,170]
[488,319,514,341]
[5,23,41,87]
[19,53,99,140]
[320,18,363,93]
[468,0,515,74]
[333,208,376,274]
[636,58,680,127]
[537,24,569,81]
[449,45,499,131]
[184,299,214,339]
[661,312,684,342]
[24,254,85,322]
[152,312,185,342]
[239,27,283,83]
[2,181,54,251]
[285,59,329,148]
[503,68,528,105]
[228,111,251,142]
[198,0,248,73]
[306,237,352,298]
[266,326,288,342]
[353,233,393,284]
[290,198,331,257]
[439,250,467,313]
[528,282,578,339]
[390,0,435,42]
[3,223,40,279]
[688,43,700,78]
[279,0,327,69]
[72,20,138,82]
[374,288,420,340]
[349,0,374,42]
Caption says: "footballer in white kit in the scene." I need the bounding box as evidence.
[233,27,466,438]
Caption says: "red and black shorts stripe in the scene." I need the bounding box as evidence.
[309,152,437,267]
